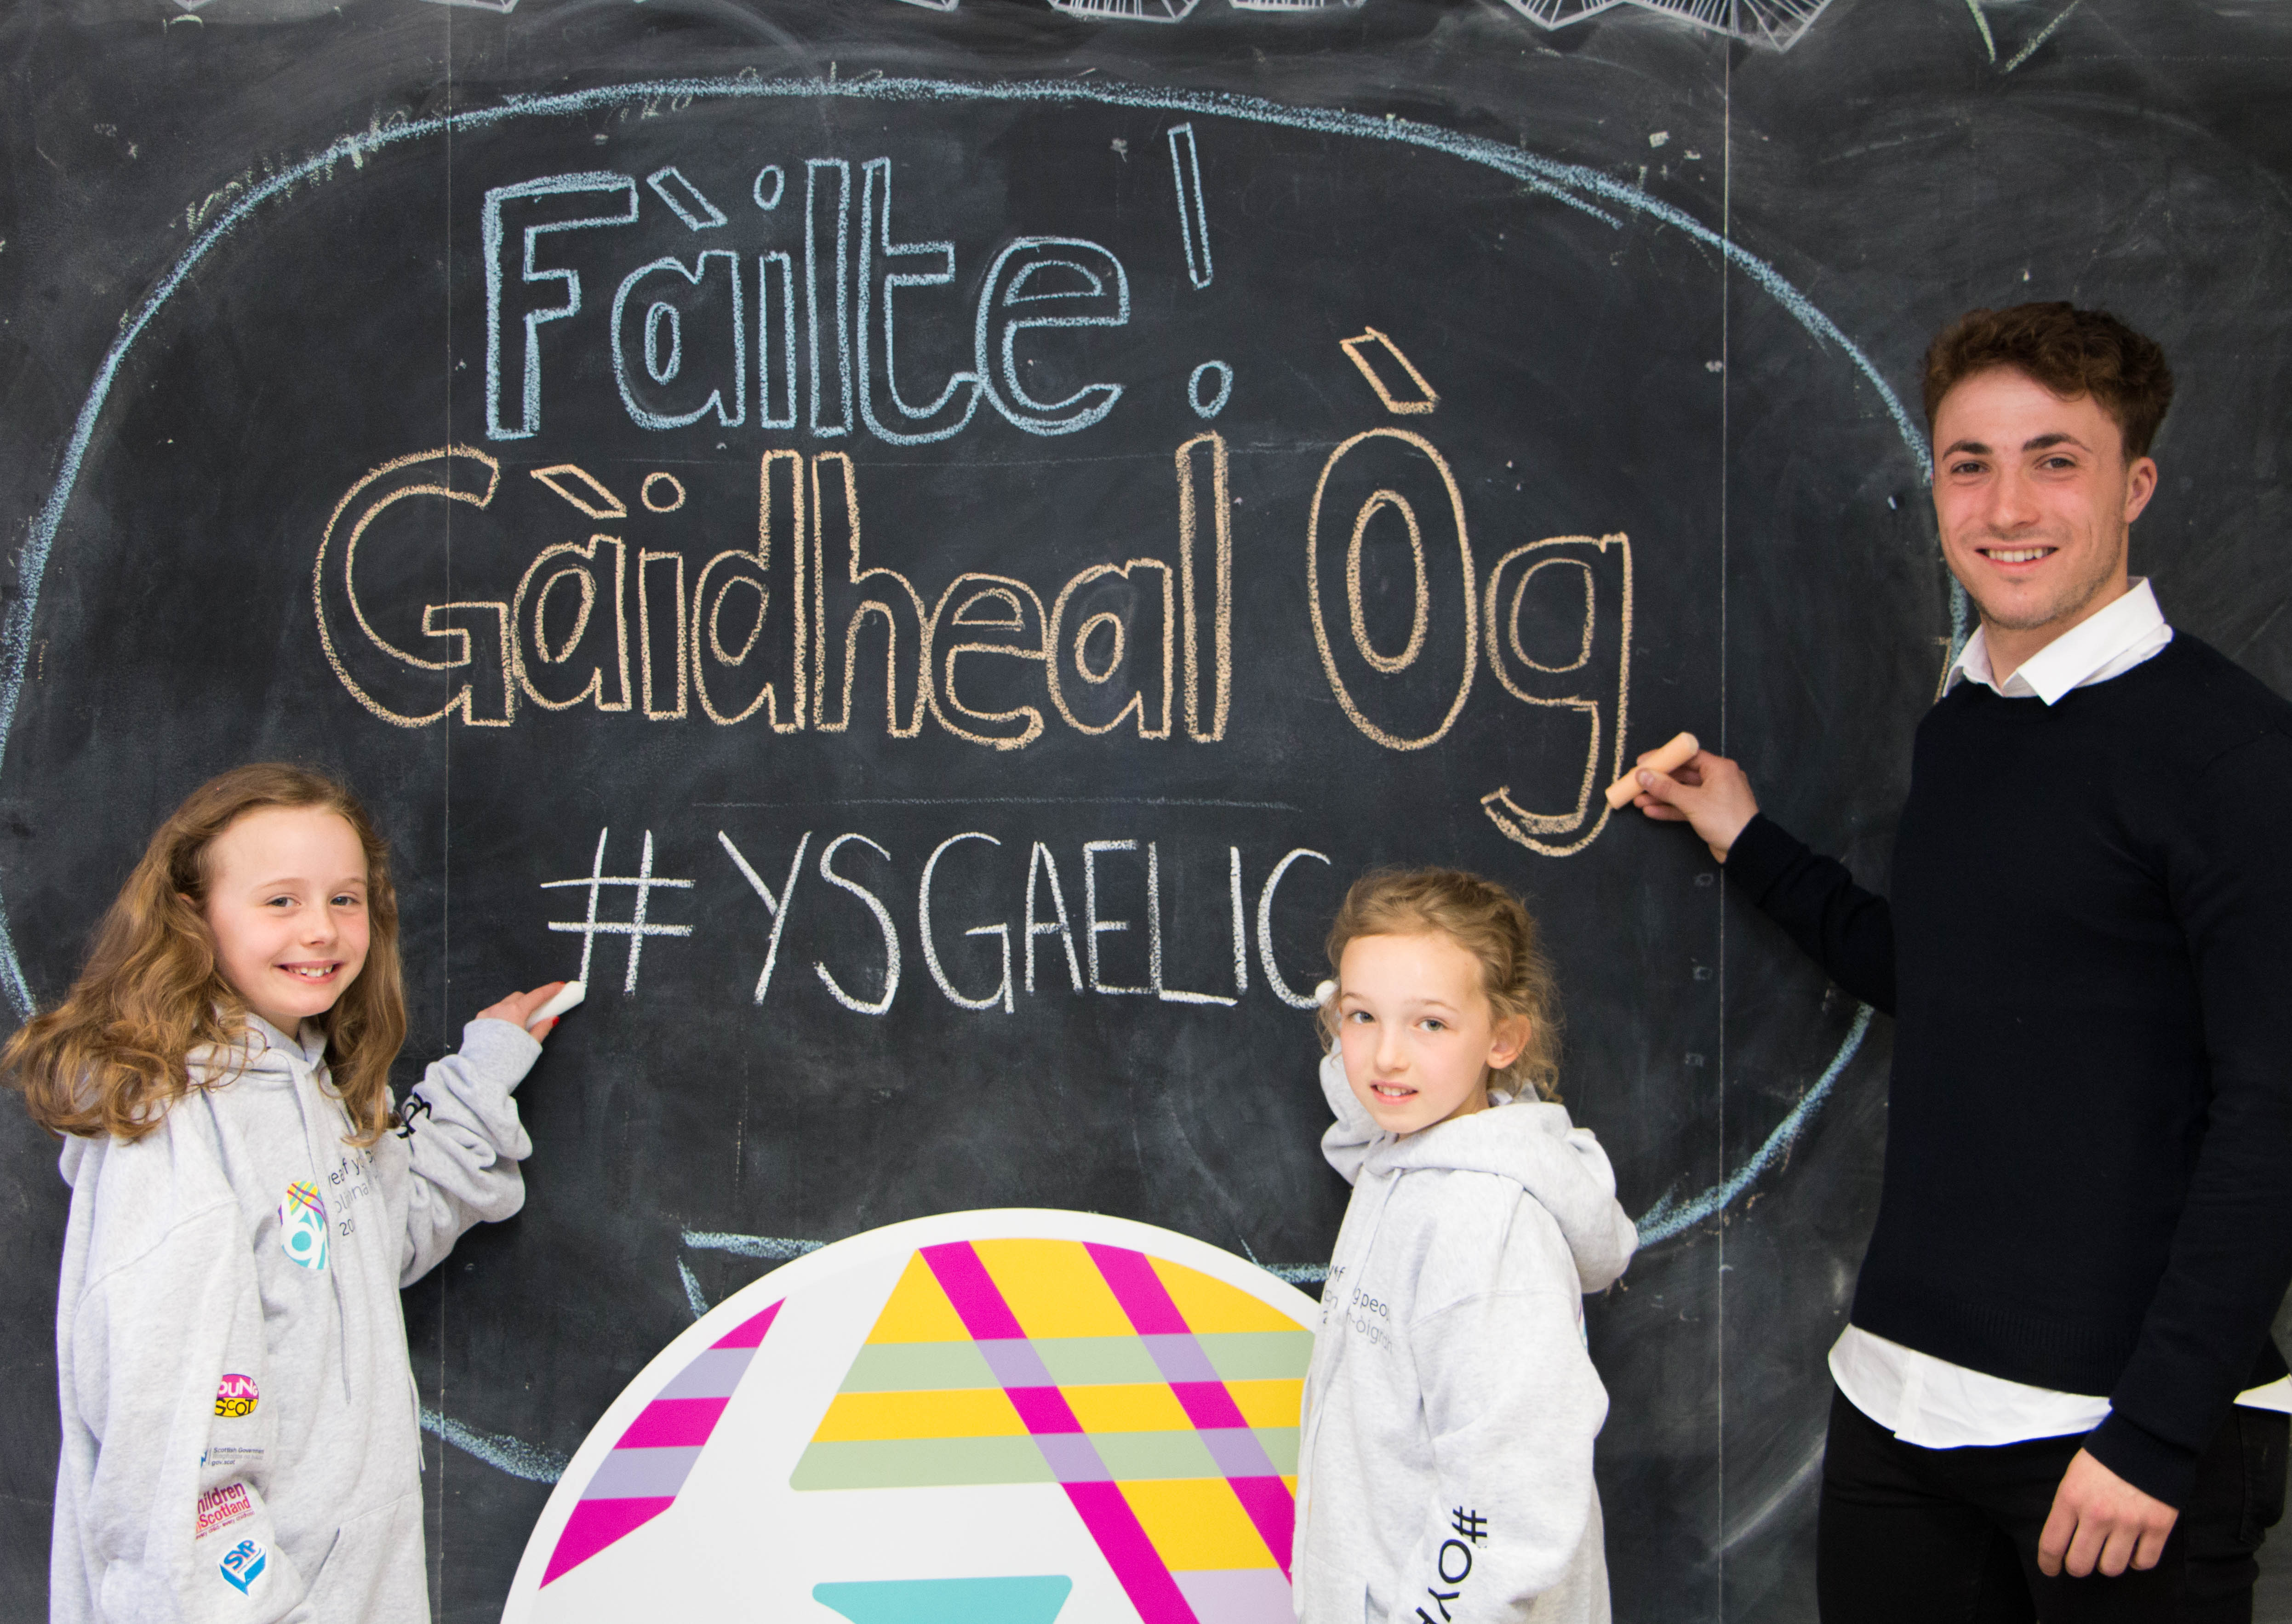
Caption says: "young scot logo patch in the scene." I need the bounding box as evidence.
[215,1373,259,1418]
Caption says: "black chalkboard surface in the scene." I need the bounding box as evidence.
[5,2,2292,1619]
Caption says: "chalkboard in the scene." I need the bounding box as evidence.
[4,2,2292,1620]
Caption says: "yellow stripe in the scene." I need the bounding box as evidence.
[1117,1478,1279,1570]
[812,1388,1025,1442]
[1223,1378,1304,1429]
[1060,1383,1193,1432]
[972,1239,1134,1338]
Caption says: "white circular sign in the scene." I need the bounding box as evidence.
[505,1209,1320,1624]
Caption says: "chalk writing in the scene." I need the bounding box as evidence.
[1339,328,1439,416]
[1166,123,1213,289]
[541,829,695,993]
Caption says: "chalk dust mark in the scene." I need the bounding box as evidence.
[418,1406,566,1481]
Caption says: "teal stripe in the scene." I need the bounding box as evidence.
[837,1343,998,1393]
[791,1436,1053,1490]
[1253,1427,1300,1475]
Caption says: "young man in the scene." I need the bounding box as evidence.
[1634,303,2292,1622]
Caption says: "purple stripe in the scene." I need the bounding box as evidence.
[1198,1428,1279,1479]
[1141,1333,1220,1384]
[581,1445,703,1500]
[1034,1431,1115,1482]
[979,1339,1057,1388]
[1173,1568,1292,1624]
[652,1347,756,1401]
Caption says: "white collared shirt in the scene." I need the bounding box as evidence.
[1943,577,2172,704]
[1834,579,2292,1446]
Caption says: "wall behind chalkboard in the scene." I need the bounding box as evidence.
[5,3,2291,1620]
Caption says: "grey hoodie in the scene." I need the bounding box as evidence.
[1294,1050,1637,1624]
[49,1014,540,1624]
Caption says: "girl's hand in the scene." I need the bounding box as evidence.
[477,982,572,1040]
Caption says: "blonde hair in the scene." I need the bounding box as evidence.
[2,763,408,1146]
[1320,867,1563,1102]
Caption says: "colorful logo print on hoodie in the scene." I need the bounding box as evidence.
[217,1538,268,1595]
[214,1372,259,1418]
[278,1181,328,1272]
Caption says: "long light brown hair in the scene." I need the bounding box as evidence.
[1320,866,1564,1102]
[2,764,408,1145]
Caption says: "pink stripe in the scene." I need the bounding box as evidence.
[1064,1481,1200,1624]
[1168,1380,1249,1431]
[1085,1243,1190,1335]
[615,1396,729,1448]
[922,1242,1028,1340]
[1227,1477,1296,1580]
[1006,1385,1085,1433]
[713,1299,783,1349]
[540,1495,674,1586]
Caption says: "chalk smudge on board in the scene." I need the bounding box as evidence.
[419,1406,568,1483]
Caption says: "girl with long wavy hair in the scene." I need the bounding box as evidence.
[5,763,567,1624]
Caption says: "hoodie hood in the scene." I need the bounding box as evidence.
[57,1015,326,1190]
[1321,1047,1636,1292]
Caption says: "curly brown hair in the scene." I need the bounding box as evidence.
[1320,867,1564,1102]
[1922,303,2175,461]
[2,763,408,1146]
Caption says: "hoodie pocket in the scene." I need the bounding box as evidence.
[305,1489,426,1622]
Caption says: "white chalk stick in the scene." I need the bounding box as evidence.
[527,980,585,1030]
[1605,731,1700,810]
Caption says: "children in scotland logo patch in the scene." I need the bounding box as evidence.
[278,1181,328,1272]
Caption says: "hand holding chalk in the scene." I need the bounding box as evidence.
[1624,738,1763,863]
[527,980,584,1032]
[1606,732,1699,810]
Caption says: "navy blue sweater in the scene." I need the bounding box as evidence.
[1727,633,2292,1507]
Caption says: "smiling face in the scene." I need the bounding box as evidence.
[1335,931,1529,1137]
[200,806,372,1035]
[1931,366,2158,679]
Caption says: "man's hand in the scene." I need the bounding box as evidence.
[1629,746,1762,863]
[2038,1448,2178,1578]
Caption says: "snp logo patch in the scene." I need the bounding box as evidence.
[278,1181,328,1272]
[217,1537,268,1595]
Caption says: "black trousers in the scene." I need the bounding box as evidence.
[1818,1386,2288,1624]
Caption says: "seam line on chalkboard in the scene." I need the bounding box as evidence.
[0,71,1932,1020]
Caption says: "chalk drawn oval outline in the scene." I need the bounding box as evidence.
[1187,358,1232,418]
[3,73,1923,1240]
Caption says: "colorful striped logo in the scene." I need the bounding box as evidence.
[793,1239,1308,1624]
